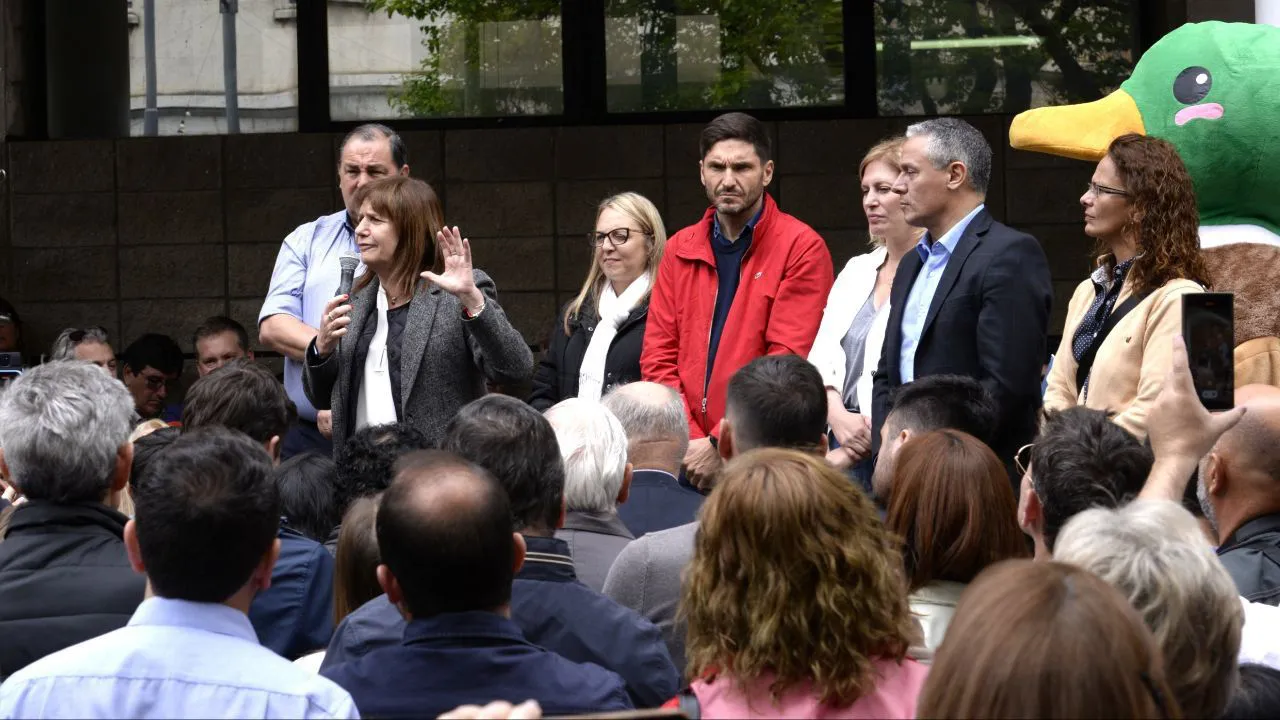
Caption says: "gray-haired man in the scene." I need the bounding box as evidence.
[0,361,146,678]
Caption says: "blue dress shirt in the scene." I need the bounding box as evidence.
[323,611,632,717]
[0,597,358,719]
[899,204,985,382]
[259,210,361,422]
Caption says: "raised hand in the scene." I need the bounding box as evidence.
[423,226,484,313]
[315,294,352,358]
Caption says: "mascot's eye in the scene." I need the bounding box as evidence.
[1173,66,1212,104]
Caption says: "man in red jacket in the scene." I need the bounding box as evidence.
[641,112,834,488]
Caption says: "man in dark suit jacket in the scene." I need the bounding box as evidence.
[871,118,1052,481]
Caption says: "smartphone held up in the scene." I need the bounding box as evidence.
[1182,293,1234,411]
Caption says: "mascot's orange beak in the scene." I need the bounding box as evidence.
[1009,89,1146,161]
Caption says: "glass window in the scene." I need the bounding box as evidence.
[127,0,299,135]
[604,0,845,112]
[875,1,1137,116]
[330,1,563,120]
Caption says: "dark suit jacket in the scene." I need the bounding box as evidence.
[871,208,1052,472]
[617,469,704,538]
[304,270,533,455]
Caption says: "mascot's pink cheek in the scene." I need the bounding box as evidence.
[1175,102,1224,126]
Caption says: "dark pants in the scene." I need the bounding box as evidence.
[281,419,333,460]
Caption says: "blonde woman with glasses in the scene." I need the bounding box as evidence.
[531,192,667,410]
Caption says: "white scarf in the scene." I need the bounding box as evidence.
[578,274,650,401]
[355,286,399,430]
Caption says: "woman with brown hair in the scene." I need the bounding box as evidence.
[919,560,1177,719]
[808,137,923,483]
[306,176,533,455]
[679,448,927,718]
[1044,133,1210,440]
[884,429,1027,659]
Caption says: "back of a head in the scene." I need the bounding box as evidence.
[335,494,382,624]
[919,560,1173,719]
[1054,500,1242,718]
[182,359,294,444]
[0,361,134,503]
[886,430,1026,593]
[683,448,914,706]
[886,374,998,444]
[274,452,340,543]
[442,395,564,534]
[1033,408,1152,552]
[1225,664,1280,720]
[133,428,280,603]
[378,450,515,618]
[724,355,827,453]
[904,117,993,195]
[544,398,628,514]
[602,381,689,466]
[334,422,432,512]
[129,426,179,494]
[120,333,184,376]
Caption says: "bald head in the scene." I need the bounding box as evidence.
[377,450,518,619]
[602,382,689,474]
[1200,386,1280,543]
[1214,386,1280,480]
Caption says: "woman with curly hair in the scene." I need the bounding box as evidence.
[1044,133,1210,440]
[677,448,926,718]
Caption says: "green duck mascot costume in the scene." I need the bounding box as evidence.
[1010,20,1280,386]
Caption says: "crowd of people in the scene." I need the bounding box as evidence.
[0,110,1276,719]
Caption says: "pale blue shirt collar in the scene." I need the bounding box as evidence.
[128,596,258,643]
[914,204,985,263]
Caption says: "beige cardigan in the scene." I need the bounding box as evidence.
[1044,275,1203,440]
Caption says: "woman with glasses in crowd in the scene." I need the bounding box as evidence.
[49,327,117,375]
[530,192,667,410]
[808,138,923,487]
[1043,134,1209,440]
[308,176,533,455]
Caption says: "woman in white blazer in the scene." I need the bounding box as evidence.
[808,137,922,488]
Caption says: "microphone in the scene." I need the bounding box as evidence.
[337,254,360,298]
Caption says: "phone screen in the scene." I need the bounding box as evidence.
[1182,293,1234,411]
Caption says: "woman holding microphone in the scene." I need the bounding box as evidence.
[305,176,532,456]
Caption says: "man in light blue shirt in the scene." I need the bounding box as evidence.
[259,124,410,459]
[0,428,358,719]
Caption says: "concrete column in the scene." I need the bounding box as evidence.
[45,0,129,139]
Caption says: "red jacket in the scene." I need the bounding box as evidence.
[641,194,834,438]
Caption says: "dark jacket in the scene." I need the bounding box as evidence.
[529,298,648,411]
[871,209,1053,478]
[248,525,336,659]
[0,502,146,679]
[617,469,705,538]
[320,535,679,708]
[323,611,633,717]
[1218,513,1280,605]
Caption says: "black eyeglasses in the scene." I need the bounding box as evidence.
[1085,181,1130,197]
[142,374,171,390]
[587,227,649,248]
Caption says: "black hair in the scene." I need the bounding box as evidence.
[119,333,184,377]
[129,426,179,493]
[182,359,295,444]
[442,395,564,533]
[724,354,827,452]
[1032,408,1153,552]
[334,422,432,513]
[274,452,341,543]
[340,123,409,169]
[133,427,280,603]
[887,374,999,445]
[378,450,514,618]
[192,316,251,355]
[1224,664,1280,720]
[700,112,772,164]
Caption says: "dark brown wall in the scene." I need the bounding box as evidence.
[0,117,1096,383]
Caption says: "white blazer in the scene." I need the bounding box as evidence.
[807,246,889,412]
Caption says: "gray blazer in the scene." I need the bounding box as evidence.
[303,269,533,456]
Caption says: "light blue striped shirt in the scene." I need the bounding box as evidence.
[0,597,358,719]
[899,204,984,382]
[259,210,363,421]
